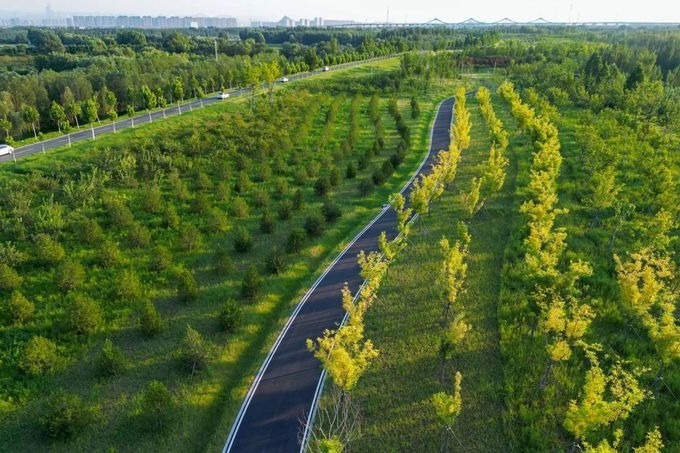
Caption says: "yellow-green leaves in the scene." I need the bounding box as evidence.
[432,371,463,427]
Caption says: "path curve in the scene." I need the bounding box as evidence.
[223,97,454,453]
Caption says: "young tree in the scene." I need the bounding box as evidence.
[20,335,60,375]
[139,380,173,430]
[65,294,102,336]
[22,104,40,139]
[139,300,163,338]
[178,325,209,375]
[96,339,128,377]
[49,101,67,133]
[432,372,463,453]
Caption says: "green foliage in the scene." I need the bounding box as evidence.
[233,226,253,253]
[34,234,66,265]
[314,175,331,196]
[20,335,60,375]
[65,294,102,335]
[240,265,262,300]
[115,269,143,302]
[0,262,23,292]
[127,223,152,249]
[286,228,306,253]
[218,299,242,333]
[178,325,209,375]
[4,290,34,324]
[213,245,234,275]
[304,213,326,237]
[265,247,286,275]
[40,391,96,440]
[96,339,128,377]
[139,380,173,431]
[55,259,86,293]
[179,223,202,252]
[322,201,342,223]
[149,245,173,272]
[231,196,249,218]
[98,240,122,267]
[139,300,163,338]
[175,267,198,302]
[260,210,275,234]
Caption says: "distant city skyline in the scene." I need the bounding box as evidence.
[2,0,680,25]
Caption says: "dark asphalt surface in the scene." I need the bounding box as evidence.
[0,56,391,164]
[223,97,454,453]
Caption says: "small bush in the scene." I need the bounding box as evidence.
[346,162,357,179]
[231,196,249,218]
[286,228,306,253]
[278,200,292,220]
[360,176,376,195]
[0,263,22,292]
[55,259,86,293]
[40,391,95,440]
[215,181,230,201]
[218,299,242,333]
[372,167,386,186]
[381,159,395,179]
[304,213,326,237]
[66,294,102,335]
[149,246,172,272]
[358,154,369,170]
[314,175,331,196]
[179,325,209,374]
[98,240,122,267]
[142,185,163,213]
[176,267,198,302]
[206,207,229,233]
[5,290,34,324]
[265,248,286,275]
[322,201,342,223]
[260,210,275,234]
[329,168,341,187]
[96,339,127,377]
[78,218,103,245]
[127,223,151,249]
[20,335,59,375]
[233,226,253,253]
[115,270,143,302]
[213,246,234,275]
[105,198,134,228]
[140,300,163,337]
[293,189,304,210]
[179,223,202,252]
[34,234,66,265]
[139,380,172,431]
[253,188,269,208]
[192,193,210,214]
[195,171,213,191]
[163,205,180,229]
[240,266,262,300]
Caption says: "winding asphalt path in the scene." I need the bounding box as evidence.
[223,97,454,453]
[0,56,391,164]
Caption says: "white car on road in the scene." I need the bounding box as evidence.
[0,144,14,156]
[279,77,289,83]
[217,91,230,99]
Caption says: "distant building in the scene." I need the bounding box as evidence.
[70,15,236,29]
[277,16,295,27]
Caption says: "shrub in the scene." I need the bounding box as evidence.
[55,260,86,293]
[304,213,326,237]
[115,270,143,302]
[149,246,172,272]
[265,248,286,275]
[381,159,395,179]
[98,240,122,267]
[40,391,95,440]
[215,181,230,201]
[233,226,253,253]
[163,205,180,229]
[314,175,331,196]
[390,151,405,169]
[142,185,163,213]
[371,167,386,186]
[293,189,304,210]
[105,198,134,228]
[5,291,34,324]
[410,96,420,118]
[278,199,292,220]
[65,294,102,335]
[20,335,59,375]
[195,171,213,191]
[218,299,242,333]
[127,223,151,249]
[231,196,249,218]
[240,266,262,300]
[206,207,229,233]
[179,223,202,252]
[346,162,357,179]
[192,193,210,214]
[78,218,103,245]
[34,234,65,265]
[358,153,369,170]
[253,188,269,208]
[179,325,208,374]
[140,300,163,337]
[139,380,173,431]
[176,267,198,302]
[260,210,275,234]
[322,201,342,223]
[234,171,250,193]
[286,228,306,253]
[213,246,234,275]
[329,168,341,187]
[0,263,22,292]
[359,177,374,196]
[96,339,127,377]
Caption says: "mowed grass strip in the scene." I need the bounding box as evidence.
[349,80,516,452]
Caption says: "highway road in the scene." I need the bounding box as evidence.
[0,55,392,164]
[222,97,454,453]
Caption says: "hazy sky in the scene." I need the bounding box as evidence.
[7,0,680,23]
